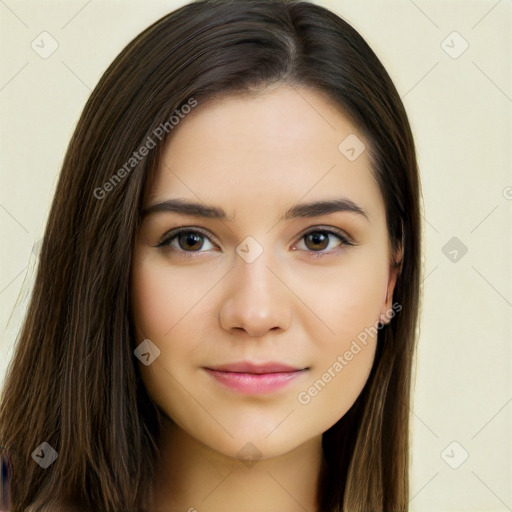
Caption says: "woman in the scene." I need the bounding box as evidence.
[0,0,421,510]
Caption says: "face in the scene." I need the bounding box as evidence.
[131,84,399,461]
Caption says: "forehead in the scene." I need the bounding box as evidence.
[147,85,384,224]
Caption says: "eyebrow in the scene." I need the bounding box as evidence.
[141,197,368,221]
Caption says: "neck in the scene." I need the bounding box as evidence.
[151,417,325,512]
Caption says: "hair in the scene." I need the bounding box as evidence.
[0,0,421,510]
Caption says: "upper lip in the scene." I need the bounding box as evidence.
[205,361,306,374]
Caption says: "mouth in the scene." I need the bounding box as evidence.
[203,361,309,394]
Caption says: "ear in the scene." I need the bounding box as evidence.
[379,246,403,325]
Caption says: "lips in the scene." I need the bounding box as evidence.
[203,361,308,394]
[206,361,304,374]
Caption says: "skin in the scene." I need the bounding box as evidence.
[131,84,400,512]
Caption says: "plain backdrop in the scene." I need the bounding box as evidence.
[0,1,511,510]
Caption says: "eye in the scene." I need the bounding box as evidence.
[155,227,217,255]
[155,226,353,258]
[295,228,353,258]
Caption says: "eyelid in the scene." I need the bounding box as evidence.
[155,226,219,248]
[297,225,354,245]
[294,226,354,258]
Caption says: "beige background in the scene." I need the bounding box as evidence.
[1,0,511,510]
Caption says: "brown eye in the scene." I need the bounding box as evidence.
[304,232,330,251]
[177,232,204,251]
[296,228,353,256]
[156,228,216,254]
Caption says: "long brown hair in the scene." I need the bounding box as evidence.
[0,1,421,510]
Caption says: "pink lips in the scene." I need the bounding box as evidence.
[204,361,308,394]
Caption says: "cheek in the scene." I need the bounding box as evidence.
[293,249,389,344]
[131,258,198,428]
[291,251,387,422]
[131,253,214,340]
[131,256,170,339]
[295,291,381,431]
[296,342,376,436]
[131,253,217,418]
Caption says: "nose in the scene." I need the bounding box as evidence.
[218,250,293,337]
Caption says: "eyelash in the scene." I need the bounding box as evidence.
[155,226,354,260]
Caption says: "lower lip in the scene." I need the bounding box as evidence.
[204,368,307,394]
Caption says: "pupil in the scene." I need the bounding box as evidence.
[180,232,202,250]
[307,232,328,250]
